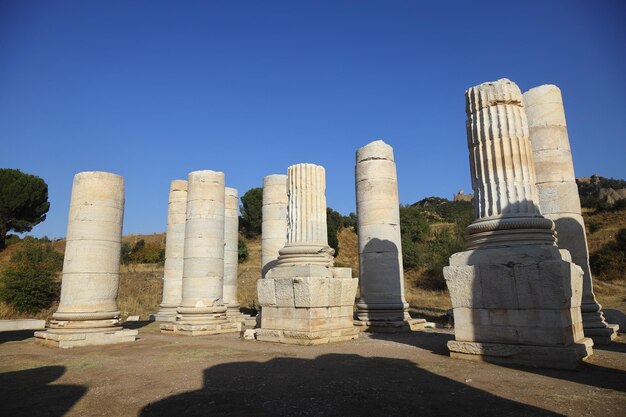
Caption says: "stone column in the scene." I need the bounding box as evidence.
[160,170,238,336]
[154,180,187,321]
[223,187,241,317]
[276,164,334,266]
[261,175,288,277]
[443,79,592,369]
[524,84,618,344]
[354,140,423,332]
[35,171,137,348]
[256,163,359,345]
[464,79,555,248]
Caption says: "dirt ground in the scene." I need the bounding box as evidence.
[0,323,624,417]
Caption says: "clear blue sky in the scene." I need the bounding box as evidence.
[1,1,625,239]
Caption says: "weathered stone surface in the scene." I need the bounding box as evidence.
[443,79,592,368]
[261,175,288,277]
[36,172,136,347]
[524,84,618,344]
[0,319,46,332]
[257,164,357,344]
[447,339,592,370]
[355,140,410,329]
[155,180,187,321]
[164,170,231,336]
[223,187,240,313]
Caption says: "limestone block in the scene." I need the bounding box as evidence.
[262,205,288,222]
[532,148,576,183]
[355,159,397,182]
[357,224,402,252]
[479,265,518,309]
[340,279,359,306]
[536,181,581,215]
[266,264,333,279]
[514,260,583,309]
[526,126,571,152]
[0,319,46,331]
[447,339,592,370]
[523,84,567,127]
[35,328,138,349]
[356,139,394,162]
[443,265,482,308]
[293,277,330,308]
[274,278,295,307]
[356,179,399,203]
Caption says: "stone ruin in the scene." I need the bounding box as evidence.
[524,85,618,344]
[35,172,138,348]
[256,163,359,344]
[444,79,594,369]
[33,79,618,370]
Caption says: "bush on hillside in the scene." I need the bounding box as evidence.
[399,205,430,268]
[0,241,63,313]
[121,239,165,265]
[238,237,249,263]
[589,228,626,281]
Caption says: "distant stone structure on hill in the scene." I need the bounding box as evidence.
[453,190,473,202]
[576,175,626,206]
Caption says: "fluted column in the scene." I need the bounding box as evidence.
[223,187,240,311]
[277,164,333,266]
[524,84,618,343]
[155,180,187,321]
[355,140,409,322]
[261,175,288,277]
[177,170,227,319]
[465,78,554,248]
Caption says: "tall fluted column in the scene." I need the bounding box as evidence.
[35,171,137,347]
[161,170,238,336]
[154,180,187,321]
[223,187,240,312]
[442,79,592,369]
[524,84,618,343]
[354,140,410,326]
[261,175,288,277]
[277,164,333,266]
[465,78,554,247]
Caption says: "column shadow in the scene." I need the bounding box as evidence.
[0,330,37,344]
[0,365,87,417]
[140,353,562,417]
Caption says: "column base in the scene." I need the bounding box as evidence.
[582,310,619,345]
[160,318,240,336]
[256,327,359,345]
[583,324,619,345]
[447,338,593,370]
[34,328,138,349]
[353,318,428,333]
[151,312,177,322]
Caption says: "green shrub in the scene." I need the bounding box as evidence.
[399,205,430,268]
[589,227,626,281]
[0,241,63,313]
[238,237,249,263]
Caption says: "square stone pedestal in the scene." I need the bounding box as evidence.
[444,245,593,370]
[256,266,359,345]
[151,312,176,322]
[35,328,138,349]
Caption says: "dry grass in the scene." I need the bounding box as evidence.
[583,208,626,253]
[117,264,163,320]
[237,236,262,311]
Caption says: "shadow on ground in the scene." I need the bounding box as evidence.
[140,353,563,417]
[0,366,86,417]
[0,330,36,344]
[369,330,626,393]
[122,320,156,330]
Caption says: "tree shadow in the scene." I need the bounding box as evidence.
[140,353,562,417]
[0,365,86,417]
[0,330,37,344]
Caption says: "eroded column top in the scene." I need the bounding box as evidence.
[356,140,394,163]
